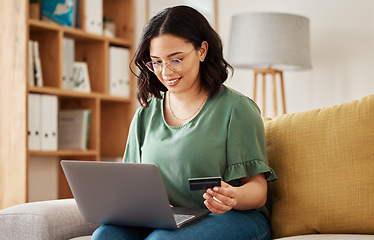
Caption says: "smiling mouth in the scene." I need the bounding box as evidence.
[165,77,181,86]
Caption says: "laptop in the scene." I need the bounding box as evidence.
[60,160,210,229]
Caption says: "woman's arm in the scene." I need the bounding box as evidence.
[203,173,267,214]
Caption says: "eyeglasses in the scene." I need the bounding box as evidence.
[145,48,195,73]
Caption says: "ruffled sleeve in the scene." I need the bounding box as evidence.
[224,96,277,184]
[225,160,278,185]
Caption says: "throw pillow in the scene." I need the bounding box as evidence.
[265,95,374,238]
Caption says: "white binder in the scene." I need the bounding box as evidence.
[85,0,103,35]
[109,46,130,97]
[28,93,41,150]
[41,95,58,151]
[62,37,75,90]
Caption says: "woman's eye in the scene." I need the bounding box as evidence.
[171,59,181,63]
[153,61,162,66]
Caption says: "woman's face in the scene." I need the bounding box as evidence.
[149,34,208,95]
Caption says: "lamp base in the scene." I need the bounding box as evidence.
[253,68,286,117]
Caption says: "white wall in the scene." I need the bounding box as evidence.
[219,0,374,115]
[135,0,374,116]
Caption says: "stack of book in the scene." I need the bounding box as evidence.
[58,109,91,150]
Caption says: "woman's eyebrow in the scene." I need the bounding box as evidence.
[150,51,184,59]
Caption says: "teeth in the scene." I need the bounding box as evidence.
[167,79,178,84]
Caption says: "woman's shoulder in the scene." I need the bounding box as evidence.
[216,85,260,113]
[134,95,163,118]
[218,85,248,101]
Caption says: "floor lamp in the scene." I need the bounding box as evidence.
[228,12,311,117]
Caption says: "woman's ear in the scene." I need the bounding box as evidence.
[199,41,209,62]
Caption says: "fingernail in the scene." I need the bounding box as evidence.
[207,189,213,194]
[213,187,219,191]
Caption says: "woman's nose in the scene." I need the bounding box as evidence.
[161,63,173,76]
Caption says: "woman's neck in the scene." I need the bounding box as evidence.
[165,88,208,126]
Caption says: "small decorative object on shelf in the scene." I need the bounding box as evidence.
[103,16,116,38]
[72,62,91,93]
[29,0,43,20]
[41,0,78,27]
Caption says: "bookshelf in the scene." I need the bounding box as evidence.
[0,0,135,209]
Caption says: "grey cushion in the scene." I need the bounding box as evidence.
[276,234,374,240]
[0,199,100,240]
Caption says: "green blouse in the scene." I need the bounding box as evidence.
[123,85,277,211]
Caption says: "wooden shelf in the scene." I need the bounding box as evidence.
[29,150,98,157]
[1,0,136,210]
[28,17,132,47]
[29,86,132,102]
[26,0,135,201]
[29,86,97,99]
[28,18,61,31]
[99,94,132,103]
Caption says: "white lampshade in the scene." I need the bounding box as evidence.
[228,12,311,71]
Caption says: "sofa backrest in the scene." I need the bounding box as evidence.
[264,95,374,239]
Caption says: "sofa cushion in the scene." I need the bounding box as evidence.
[0,199,100,240]
[264,95,374,239]
[275,234,374,240]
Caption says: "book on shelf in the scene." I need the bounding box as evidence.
[85,0,103,35]
[109,46,130,98]
[58,109,91,150]
[62,37,75,90]
[41,0,79,27]
[32,40,43,87]
[28,40,35,87]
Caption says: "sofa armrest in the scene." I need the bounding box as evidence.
[0,199,100,240]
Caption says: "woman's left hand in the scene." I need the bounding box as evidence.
[203,181,237,214]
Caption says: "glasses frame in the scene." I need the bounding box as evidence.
[145,48,195,73]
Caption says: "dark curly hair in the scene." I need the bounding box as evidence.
[131,5,233,108]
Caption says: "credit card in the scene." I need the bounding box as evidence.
[188,177,222,191]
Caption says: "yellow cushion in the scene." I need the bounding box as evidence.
[265,95,374,239]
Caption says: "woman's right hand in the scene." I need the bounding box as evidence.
[203,181,236,214]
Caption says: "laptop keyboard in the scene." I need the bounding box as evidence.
[173,214,195,225]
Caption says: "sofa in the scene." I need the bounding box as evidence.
[1,94,373,240]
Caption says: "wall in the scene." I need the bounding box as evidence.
[135,1,374,116]
[219,0,374,115]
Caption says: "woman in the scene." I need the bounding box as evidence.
[92,5,277,240]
